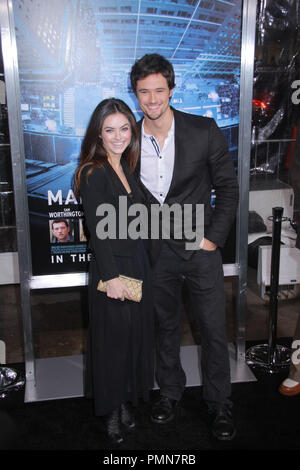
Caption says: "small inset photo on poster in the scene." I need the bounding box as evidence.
[79,217,87,242]
[49,218,74,243]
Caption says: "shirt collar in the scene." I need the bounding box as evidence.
[142,117,174,139]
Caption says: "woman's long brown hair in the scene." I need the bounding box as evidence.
[74,98,139,197]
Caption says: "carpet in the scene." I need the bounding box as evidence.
[1,340,300,457]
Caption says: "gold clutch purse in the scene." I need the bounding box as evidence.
[97,275,143,302]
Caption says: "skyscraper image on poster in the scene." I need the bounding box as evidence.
[13,0,242,276]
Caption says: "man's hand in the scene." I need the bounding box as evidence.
[200,237,217,251]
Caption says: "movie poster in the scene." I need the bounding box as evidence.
[13,0,242,276]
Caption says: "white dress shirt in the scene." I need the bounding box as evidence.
[140,118,175,205]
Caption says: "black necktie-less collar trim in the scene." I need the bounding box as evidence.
[149,135,160,157]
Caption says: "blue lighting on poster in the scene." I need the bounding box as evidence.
[13,0,242,274]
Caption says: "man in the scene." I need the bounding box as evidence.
[130,54,239,441]
[51,219,71,243]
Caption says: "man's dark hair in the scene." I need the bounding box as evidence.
[130,54,175,94]
[52,219,69,228]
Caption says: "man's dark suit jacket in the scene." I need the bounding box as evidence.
[135,108,239,264]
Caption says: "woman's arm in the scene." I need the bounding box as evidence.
[80,166,119,282]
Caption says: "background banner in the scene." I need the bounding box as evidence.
[13,0,242,276]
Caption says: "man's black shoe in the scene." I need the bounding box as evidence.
[151,396,178,424]
[208,405,236,441]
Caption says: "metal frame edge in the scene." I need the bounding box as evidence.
[0,0,36,395]
[236,0,257,359]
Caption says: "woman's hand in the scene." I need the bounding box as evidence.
[106,277,132,301]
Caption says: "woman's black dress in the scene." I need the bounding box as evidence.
[83,165,154,416]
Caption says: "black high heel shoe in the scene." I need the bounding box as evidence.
[104,407,124,445]
[120,402,135,431]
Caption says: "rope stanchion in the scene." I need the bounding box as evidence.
[246,207,291,373]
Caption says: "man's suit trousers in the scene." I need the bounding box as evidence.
[152,243,231,406]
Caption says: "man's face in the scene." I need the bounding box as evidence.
[136,73,173,121]
[52,222,70,242]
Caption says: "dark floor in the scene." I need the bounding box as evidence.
[1,365,300,453]
[1,265,300,453]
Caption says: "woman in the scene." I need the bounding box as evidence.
[74,98,154,445]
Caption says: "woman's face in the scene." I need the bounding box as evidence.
[100,112,132,160]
